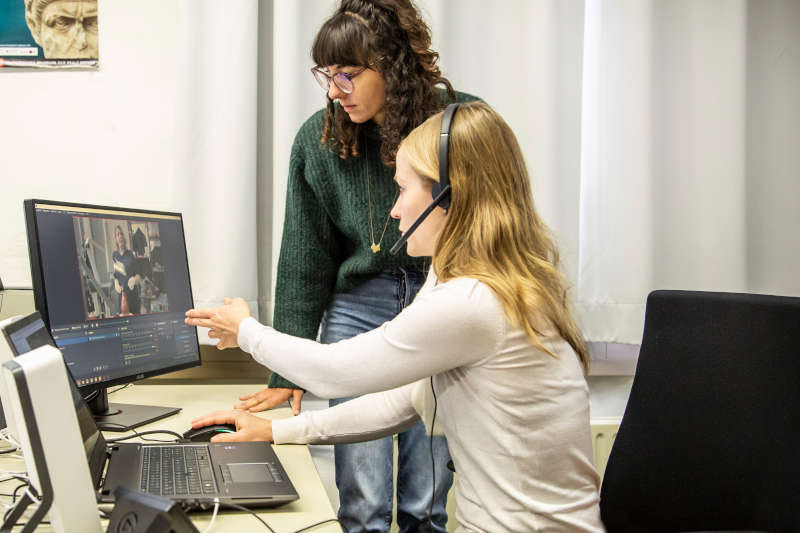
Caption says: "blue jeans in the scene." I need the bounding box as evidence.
[321,268,453,533]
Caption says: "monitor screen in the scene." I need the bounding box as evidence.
[24,200,201,429]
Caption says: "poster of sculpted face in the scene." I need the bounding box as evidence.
[0,0,99,69]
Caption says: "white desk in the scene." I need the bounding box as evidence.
[0,383,341,532]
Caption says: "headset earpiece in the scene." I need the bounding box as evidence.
[389,103,460,255]
[431,103,459,210]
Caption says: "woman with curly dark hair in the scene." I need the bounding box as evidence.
[233,1,478,531]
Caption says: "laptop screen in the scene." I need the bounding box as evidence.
[3,312,107,487]
[2,312,56,355]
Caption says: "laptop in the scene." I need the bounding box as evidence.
[2,312,299,509]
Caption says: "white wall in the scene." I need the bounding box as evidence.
[0,1,260,324]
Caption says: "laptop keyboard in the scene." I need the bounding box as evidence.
[140,445,217,496]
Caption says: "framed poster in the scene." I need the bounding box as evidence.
[0,0,98,70]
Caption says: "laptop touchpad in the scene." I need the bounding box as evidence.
[228,463,274,483]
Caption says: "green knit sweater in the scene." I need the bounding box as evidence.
[269,91,479,389]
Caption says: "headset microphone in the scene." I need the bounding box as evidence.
[389,103,460,255]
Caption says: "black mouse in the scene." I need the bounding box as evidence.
[182,424,237,442]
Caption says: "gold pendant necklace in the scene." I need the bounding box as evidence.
[366,152,397,254]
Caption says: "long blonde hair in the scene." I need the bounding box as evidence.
[400,102,589,371]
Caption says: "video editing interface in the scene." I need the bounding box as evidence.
[31,203,200,387]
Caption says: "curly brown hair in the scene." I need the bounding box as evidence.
[312,0,455,166]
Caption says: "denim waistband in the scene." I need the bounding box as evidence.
[379,266,426,282]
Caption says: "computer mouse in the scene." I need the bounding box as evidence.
[182,424,237,442]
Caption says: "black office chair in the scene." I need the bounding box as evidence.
[600,290,800,533]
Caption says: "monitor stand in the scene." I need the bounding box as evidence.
[88,387,180,432]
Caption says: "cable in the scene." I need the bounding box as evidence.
[103,430,183,443]
[108,383,132,395]
[0,428,20,449]
[99,422,183,442]
[3,482,30,523]
[82,389,100,403]
[425,375,439,532]
[0,429,19,454]
[0,451,24,461]
[11,483,28,504]
[216,502,276,532]
[186,500,347,533]
[201,498,220,533]
[0,474,29,486]
[0,474,29,484]
[292,518,349,533]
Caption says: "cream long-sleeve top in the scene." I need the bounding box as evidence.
[237,272,604,533]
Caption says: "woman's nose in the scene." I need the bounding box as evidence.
[328,83,345,101]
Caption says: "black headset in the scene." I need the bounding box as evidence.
[389,103,460,255]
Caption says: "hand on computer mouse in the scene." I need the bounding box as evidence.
[190,409,273,443]
[182,424,237,442]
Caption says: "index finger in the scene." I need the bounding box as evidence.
[185,308,215,319]
[185,317,216,329]
[234,396,258,409]
[190,410,241,428]
[210,431,243,443]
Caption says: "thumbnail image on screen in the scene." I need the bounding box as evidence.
[74,217,169,320]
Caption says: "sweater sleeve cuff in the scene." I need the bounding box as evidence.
[272,415,311,444]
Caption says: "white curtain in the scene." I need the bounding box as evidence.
[578,0,800,343]
[270,0,800,350]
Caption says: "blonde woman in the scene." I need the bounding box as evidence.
[186,102,604,532]
[111,225,141,315]
[246,1,478,529]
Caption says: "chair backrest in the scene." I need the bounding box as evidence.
[600,290,800,533]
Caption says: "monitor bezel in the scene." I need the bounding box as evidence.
[23,198,201,393]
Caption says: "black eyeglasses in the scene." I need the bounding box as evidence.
[311,66,366,95]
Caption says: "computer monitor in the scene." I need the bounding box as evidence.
[23,199,201,430]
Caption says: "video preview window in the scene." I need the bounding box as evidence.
[73,217,170,319]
